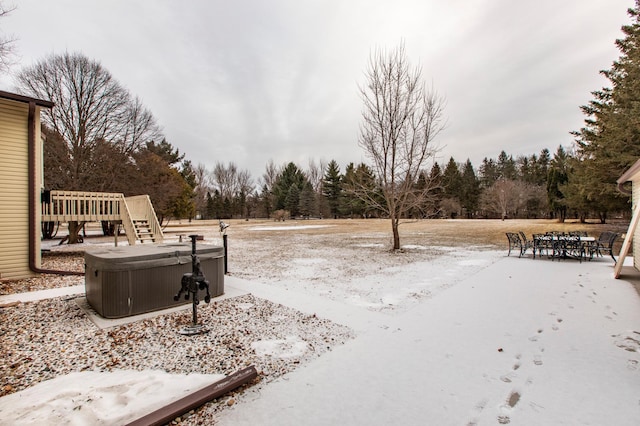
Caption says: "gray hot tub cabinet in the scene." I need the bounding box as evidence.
[85,243,224,318]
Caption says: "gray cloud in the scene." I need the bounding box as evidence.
[0,0,632,182]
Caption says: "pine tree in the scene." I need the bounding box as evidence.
[478,157,499,189]
[497,151,517,180]
[459,159,480,218]
[298,182,317,218]
[547,146,570,222]
[205,192,215,219]
[533,149,550,186]
[341,162,379,218]
[272,162,308,212]
[322,160,343,218]
[442,157,462,201]
[285,185,301,216]
[428,162,444,217]
[570,1,640,219]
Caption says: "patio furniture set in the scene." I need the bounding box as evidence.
[506,231,619,262]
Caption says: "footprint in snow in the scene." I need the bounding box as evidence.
[496,391,521,424]
[552,318,563,331]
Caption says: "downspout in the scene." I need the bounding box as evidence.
[28,101,83,276]
[617,181,632,195]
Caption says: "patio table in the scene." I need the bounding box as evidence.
[532,235,595,261]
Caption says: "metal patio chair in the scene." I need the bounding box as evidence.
[532,233,553,259]
[506,232,525,257]
[592,231,619,261]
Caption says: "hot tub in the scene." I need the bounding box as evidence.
[85,243,224,318]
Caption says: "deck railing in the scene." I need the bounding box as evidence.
[42,190,123,222]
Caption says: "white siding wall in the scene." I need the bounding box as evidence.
[0,98,33,279]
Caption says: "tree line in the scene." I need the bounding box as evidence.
[189,145,593,224]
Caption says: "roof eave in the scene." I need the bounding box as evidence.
[0,90,54,109]
[617,158,640,185]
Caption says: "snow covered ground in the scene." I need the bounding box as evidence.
[1,220,639,425]
[218,253,640,426]
[0,370,224,425]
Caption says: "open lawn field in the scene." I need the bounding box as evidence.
[162,217,629,253]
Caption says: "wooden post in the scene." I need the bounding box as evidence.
[614,203,640,278]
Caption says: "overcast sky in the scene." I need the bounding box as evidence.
[0,0,633,182]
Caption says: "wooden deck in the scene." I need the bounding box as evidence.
[41,190,163,245]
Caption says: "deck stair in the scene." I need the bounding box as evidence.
[134,220,155,243]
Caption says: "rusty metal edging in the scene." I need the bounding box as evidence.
[125,366,258,426]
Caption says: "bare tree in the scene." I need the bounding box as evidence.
[235,168,254,218]
[118,96,163,153]
[306,158,326,192]
[0,2,16,74]
[260,159,280,192]
[211,161,238,200]
[192,163,212,218]
[210,162,254,218]
[257,160,281,218]
[16,52,162,188]
[357,43,446,249]
[16,52,162,242]
[480,179,528,219]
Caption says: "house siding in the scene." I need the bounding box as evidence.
[0,98,36,279]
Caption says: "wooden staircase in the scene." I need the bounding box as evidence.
[133,220,156,243]
[119,195,163,245]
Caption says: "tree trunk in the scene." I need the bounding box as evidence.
[101,221,115,236]
[556,207,566,223]
[599,211,607,224]
[67,221,85,244]
[391,218,400,250]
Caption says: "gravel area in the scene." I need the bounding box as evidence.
[0,251,84,295]
[0,234,357,424]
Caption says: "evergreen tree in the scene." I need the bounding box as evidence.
[428,162,444,217]
[322,160,343,218]
[272,162,308,212]
[547,146,570,222]
[533,148,551,186]
[517,155,534,183]
[460,159,480,218]
[442,157,462,201]
[341,162,379,218]
[212,190,224,219]
[298,182,317,218]
[205,192,215,219]
[258,184,272,218]
[478,157,499,189]
[410,170,430,218]
[570,1,640,219]
[145,139,185,165]
[285,185,301,216]
[497,151,517,180]
[170,160,197,220]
